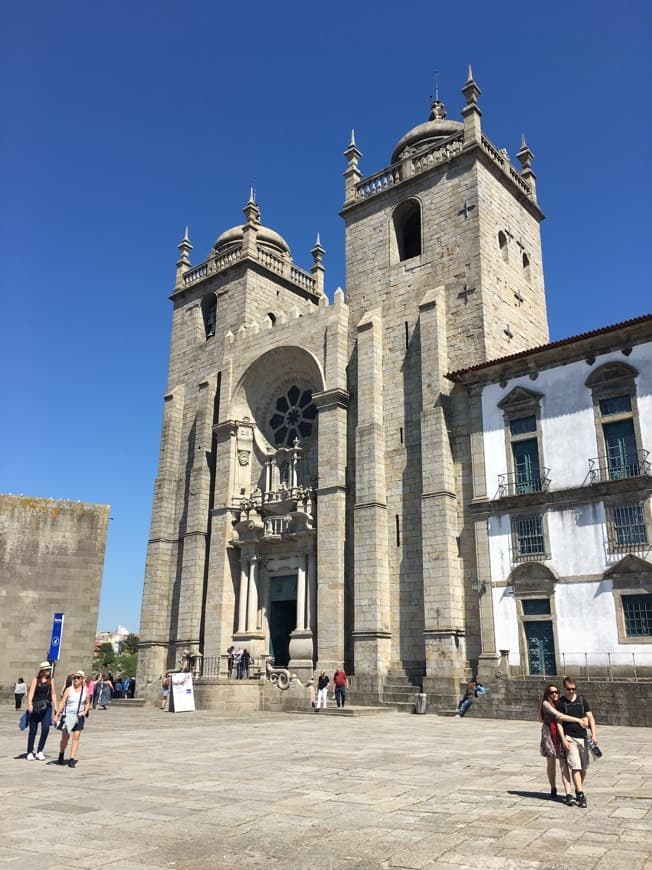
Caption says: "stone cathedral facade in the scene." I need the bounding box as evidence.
[137,69,564,707]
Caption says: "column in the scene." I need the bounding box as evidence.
[246,556,258,631]
[305,551,315,633]
[238,556,249,633]
[353,307,392,681]
[418,288,466,707]
[296,553,306,630]
[137,384,186,704]
[175,377,217,657]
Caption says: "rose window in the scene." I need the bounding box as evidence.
[268,385,317,446]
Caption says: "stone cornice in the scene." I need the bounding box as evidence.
[312,387,350,410]
[471,476,652,517]
[448,316,652,386]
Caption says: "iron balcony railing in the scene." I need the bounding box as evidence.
[497,468,550,498]
[509,651,652,682]
[588,449,650,483]
[559,651,652,682]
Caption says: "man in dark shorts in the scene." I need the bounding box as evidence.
[556,676,598,808]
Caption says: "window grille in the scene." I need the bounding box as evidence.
[512,513,546,560]
[622,594,652,637]
[608,503,649,550]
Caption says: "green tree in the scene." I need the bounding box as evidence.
[96,642,115,669]
[113,652,137,677]
[119,633,139,654]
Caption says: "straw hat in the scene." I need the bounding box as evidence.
[38,661,52,671]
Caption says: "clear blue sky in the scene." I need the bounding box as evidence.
[2,2,650,632]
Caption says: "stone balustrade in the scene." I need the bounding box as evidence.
[411,136,464,173]
[355,166,402,200]
[481,135,534,198]
[354,129,534,204]
[181,244,316,294]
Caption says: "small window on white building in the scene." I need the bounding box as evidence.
[511,513,547,560]
[605,554,652,645]
[621,594,652,637]
[606,502,649,552]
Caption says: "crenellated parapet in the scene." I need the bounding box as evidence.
[224,287,347,349]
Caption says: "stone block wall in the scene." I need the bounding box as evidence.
[0,495,109,696]
[461,678,652,728]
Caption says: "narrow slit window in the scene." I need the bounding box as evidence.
[498,231,508,262]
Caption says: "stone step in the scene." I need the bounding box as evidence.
[382,678,417,689]
[291,705,394,717]
[382,691,419,703]
[380,701,418,712]
[109,698,146,707]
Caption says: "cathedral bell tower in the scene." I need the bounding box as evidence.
[342,68,549,705]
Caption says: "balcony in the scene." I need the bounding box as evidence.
[588,449,650,484]
[497,469,550,498]
[263,515,291,538]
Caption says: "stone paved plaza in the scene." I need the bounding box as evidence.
[1,704,651,869]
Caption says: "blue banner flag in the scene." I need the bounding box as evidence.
[47,612,65,661]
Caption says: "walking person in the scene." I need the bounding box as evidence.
[315,671,330,712]
[333,665,348,709]
[25,662,57,761]
[555,676,598,808]
[14,677,27,710]
[539,683,588,805]
[241,649,251,680]
[90,674,99,709]
[54,671,90,768]
[161,674,170,710]
[226,646,235,679]
[96,673,113,710]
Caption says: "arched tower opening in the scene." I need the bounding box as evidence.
[393,199,422,261]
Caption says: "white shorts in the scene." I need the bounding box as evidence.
[566,735,590,772]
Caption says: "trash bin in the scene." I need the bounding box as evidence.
[414,693,427,714]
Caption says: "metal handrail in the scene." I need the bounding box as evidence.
[497,468,550,498]
[587,449,650,483]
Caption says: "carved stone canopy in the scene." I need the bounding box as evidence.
[508,561,557,598]
[605,554,652,592]
[497,385,543,418]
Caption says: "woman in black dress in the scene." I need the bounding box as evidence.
[26,661,57,761]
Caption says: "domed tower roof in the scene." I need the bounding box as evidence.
[212,191,291,257]
[391,98,463,164]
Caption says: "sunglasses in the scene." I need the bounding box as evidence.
[548,690,559,695]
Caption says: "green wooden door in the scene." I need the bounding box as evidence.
[524,621,556,676]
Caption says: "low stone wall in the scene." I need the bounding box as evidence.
[193,679,313,713]
[460,678,652,727]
